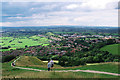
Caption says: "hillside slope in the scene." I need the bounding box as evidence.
[15,56,119,74]
[15,56,62,69]
[15,56,47,68]
[100,44,120,55]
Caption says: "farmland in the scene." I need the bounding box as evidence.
[1,36,49,51]
[1,0,120,79]
[1,26,120,79]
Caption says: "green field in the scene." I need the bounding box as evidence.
[14,56,119,74]
[2,58,119,78]
[0,36,50,51]
[75,62,119,74]
[100,44,120,55]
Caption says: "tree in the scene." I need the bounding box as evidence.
[8,46,11,48]
[106,39,116,45]
[80,57,87,65]
[113,59,119,62]
[2,55,16,63]
[82,48,88,52]
[93,56,100,63]
[58,56,68,66]
[25,45,28,48]
[87,56,94,63]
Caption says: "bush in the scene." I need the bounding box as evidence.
[80,57,87,65]
[25,45,28,48]
[37,56,50,61]
[58,56,87,66]
[113,59,119,62]
[58,56,69,66]
[51,55,59,60]
[2,55,16,63]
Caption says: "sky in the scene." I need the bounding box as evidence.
[1,0,119,27]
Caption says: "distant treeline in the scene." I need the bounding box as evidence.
[2,27,119,37]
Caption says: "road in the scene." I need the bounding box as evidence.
[11,57,120,76]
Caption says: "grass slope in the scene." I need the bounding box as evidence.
[46,32,55,36]
[15,56,47,68]
[75,62,119,74]
[15,56,119,74]
[100,44,120,55]
[2,60,118,78]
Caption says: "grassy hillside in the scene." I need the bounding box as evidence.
[15,56,87,70]
[16,56,47,68]
[46,32,55,36]
[75,62,119,74]
[15,56,119,74]
[100,44,120,55]
[2,60,118,78]
[15,56,61,69]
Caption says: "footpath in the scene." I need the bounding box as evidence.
[11,57,120,76]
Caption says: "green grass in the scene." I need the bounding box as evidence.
[15,56,47,68]
[100,44,120,55]
[2,61,118,78]
[2,56,119,78]
[15,56,61,69]
[21,62,119,74]
[15,56,119,74]
[74,62,119,74]
[1,36,50,51]
[46,32,55,36]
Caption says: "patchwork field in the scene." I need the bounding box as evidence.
[0,36,50,51]
[100,44,120,55]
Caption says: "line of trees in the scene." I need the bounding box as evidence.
[58,50,120,67]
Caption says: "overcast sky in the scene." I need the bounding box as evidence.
[1,0,119,27]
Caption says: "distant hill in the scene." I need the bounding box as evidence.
[45,32,55,36]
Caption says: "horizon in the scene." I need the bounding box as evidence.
[1,25,118,28]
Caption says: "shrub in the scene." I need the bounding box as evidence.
[113,59,119,62]
[2,55,16,63]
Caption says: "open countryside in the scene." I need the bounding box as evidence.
[1,1,120,79]
[1,27,120,79]
[1,36,49,51]
[2,56,120,79]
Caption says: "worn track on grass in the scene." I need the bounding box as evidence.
[11,57,120,76]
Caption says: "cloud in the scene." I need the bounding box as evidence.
[73,10,118,26]
[1,9,118,27]
[64,0,118,11]
[66,4,79,9]
[1,1,119,27]
[30,4,58,11]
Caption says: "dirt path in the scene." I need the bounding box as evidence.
[11,57,120,76]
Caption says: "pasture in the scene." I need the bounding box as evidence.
[100,44,120,55]
[1,36,50,51]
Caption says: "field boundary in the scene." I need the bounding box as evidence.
[11,56,120,76]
